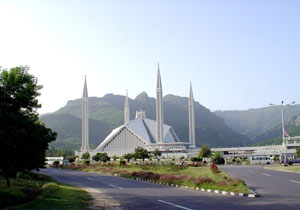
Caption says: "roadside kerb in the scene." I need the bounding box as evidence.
[102,172,258,198]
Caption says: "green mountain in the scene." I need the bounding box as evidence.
[214,105,300,143]
[41,92,249,150]
[254,122,300,146]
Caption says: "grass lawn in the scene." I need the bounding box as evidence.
[265,165,300,173]
[77,164,251,194]
[0,172,92,210]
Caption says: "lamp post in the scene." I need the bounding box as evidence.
[269,101,295,165]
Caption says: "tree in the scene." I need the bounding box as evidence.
[0,67,57,186]
[211,152,225,164]
[190,157,203,162]
[82,152,90,160]
[199,145,211,158]
[134,147,149,161]
[295,146,300,158]
[123,153,134,163]
[92,153,110,163]
[153,149,162,159]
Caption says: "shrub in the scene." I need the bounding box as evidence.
[210,164,219,174]
[211,152,225,165]
[190,176,215,185]
[199,145,211,158]
[190,157,203,162]
[119,160,126,166]
[83,160,90,165]
[217,177,245,187]
[52,160,60,167]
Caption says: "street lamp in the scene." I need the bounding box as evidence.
[269,101,295,165]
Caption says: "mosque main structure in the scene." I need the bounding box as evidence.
[76,65,198,158]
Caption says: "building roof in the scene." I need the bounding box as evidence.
[96,116,181,150]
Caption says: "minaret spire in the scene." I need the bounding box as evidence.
[81,75,90,151]
[156,63,164,143]
[124,90,130,124]
[189,81,196,148]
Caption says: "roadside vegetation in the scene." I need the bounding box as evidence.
[0,172,92,209]
[265,165,300,173]
[58,146,251,194]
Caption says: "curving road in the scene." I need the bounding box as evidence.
[40,167,300,210]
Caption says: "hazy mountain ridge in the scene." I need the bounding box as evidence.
[214,105,300,143]
[41,92,249,150]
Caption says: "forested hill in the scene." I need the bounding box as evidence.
[40,92,249,150]
[214,105,300,143]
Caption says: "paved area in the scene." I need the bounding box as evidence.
[221,165,300,209]
[40,168,300,210]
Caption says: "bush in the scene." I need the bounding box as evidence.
[210,164,219,174]
[190,157,203,162]
[211,152,225,165]
[52,160,60,167]
[190,176,215,185]
[83,160,90,165]
[82,152,90,160]
[217,177,245,187]
[119,160,126,166]
[199,145,211,158]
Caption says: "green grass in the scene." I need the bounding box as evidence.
[265,165,300,173]
[0,172,92,210]
[78,164,251,194]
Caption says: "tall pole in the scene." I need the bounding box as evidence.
[280,106,286,165]
[270,101,295,165]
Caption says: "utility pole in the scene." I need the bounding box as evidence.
[270,101,295,165]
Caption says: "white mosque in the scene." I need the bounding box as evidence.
[76,65,198,158]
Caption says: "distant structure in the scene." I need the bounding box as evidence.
[88,64,196,158]
[124,90,130,124]
[81,76,90,151]
[189,82,196,148]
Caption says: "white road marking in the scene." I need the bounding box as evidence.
[109,184,123,189]
[66,172,73,175]
[86,177,95,181]
[262,173,271,176]
[158,200,194,210]
[248,170,254,173]
[289,180,300,184]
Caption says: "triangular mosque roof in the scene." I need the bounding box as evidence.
[96,116,181,150]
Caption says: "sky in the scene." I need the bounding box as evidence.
[0,0,299,114]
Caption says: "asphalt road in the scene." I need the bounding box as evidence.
[221,165,300,209]
[40,167,300,210]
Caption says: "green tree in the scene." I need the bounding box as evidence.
[211,152,225,164]
[199,145,211,158]
[0,67,56,186]
[153,149,162,159]
[81,152,90,160]
[92,153,110,163]
[123,153,134,163]
[295,146,300,158]
[134,147,149,161]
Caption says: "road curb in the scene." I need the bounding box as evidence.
[117,174,258,198]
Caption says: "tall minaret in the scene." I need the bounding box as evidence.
[124,90,130,124]
[156,64,164,143]
[81,76,90,151]
[189,81,196,148]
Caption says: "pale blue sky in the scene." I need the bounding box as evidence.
[0,0,299,114]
